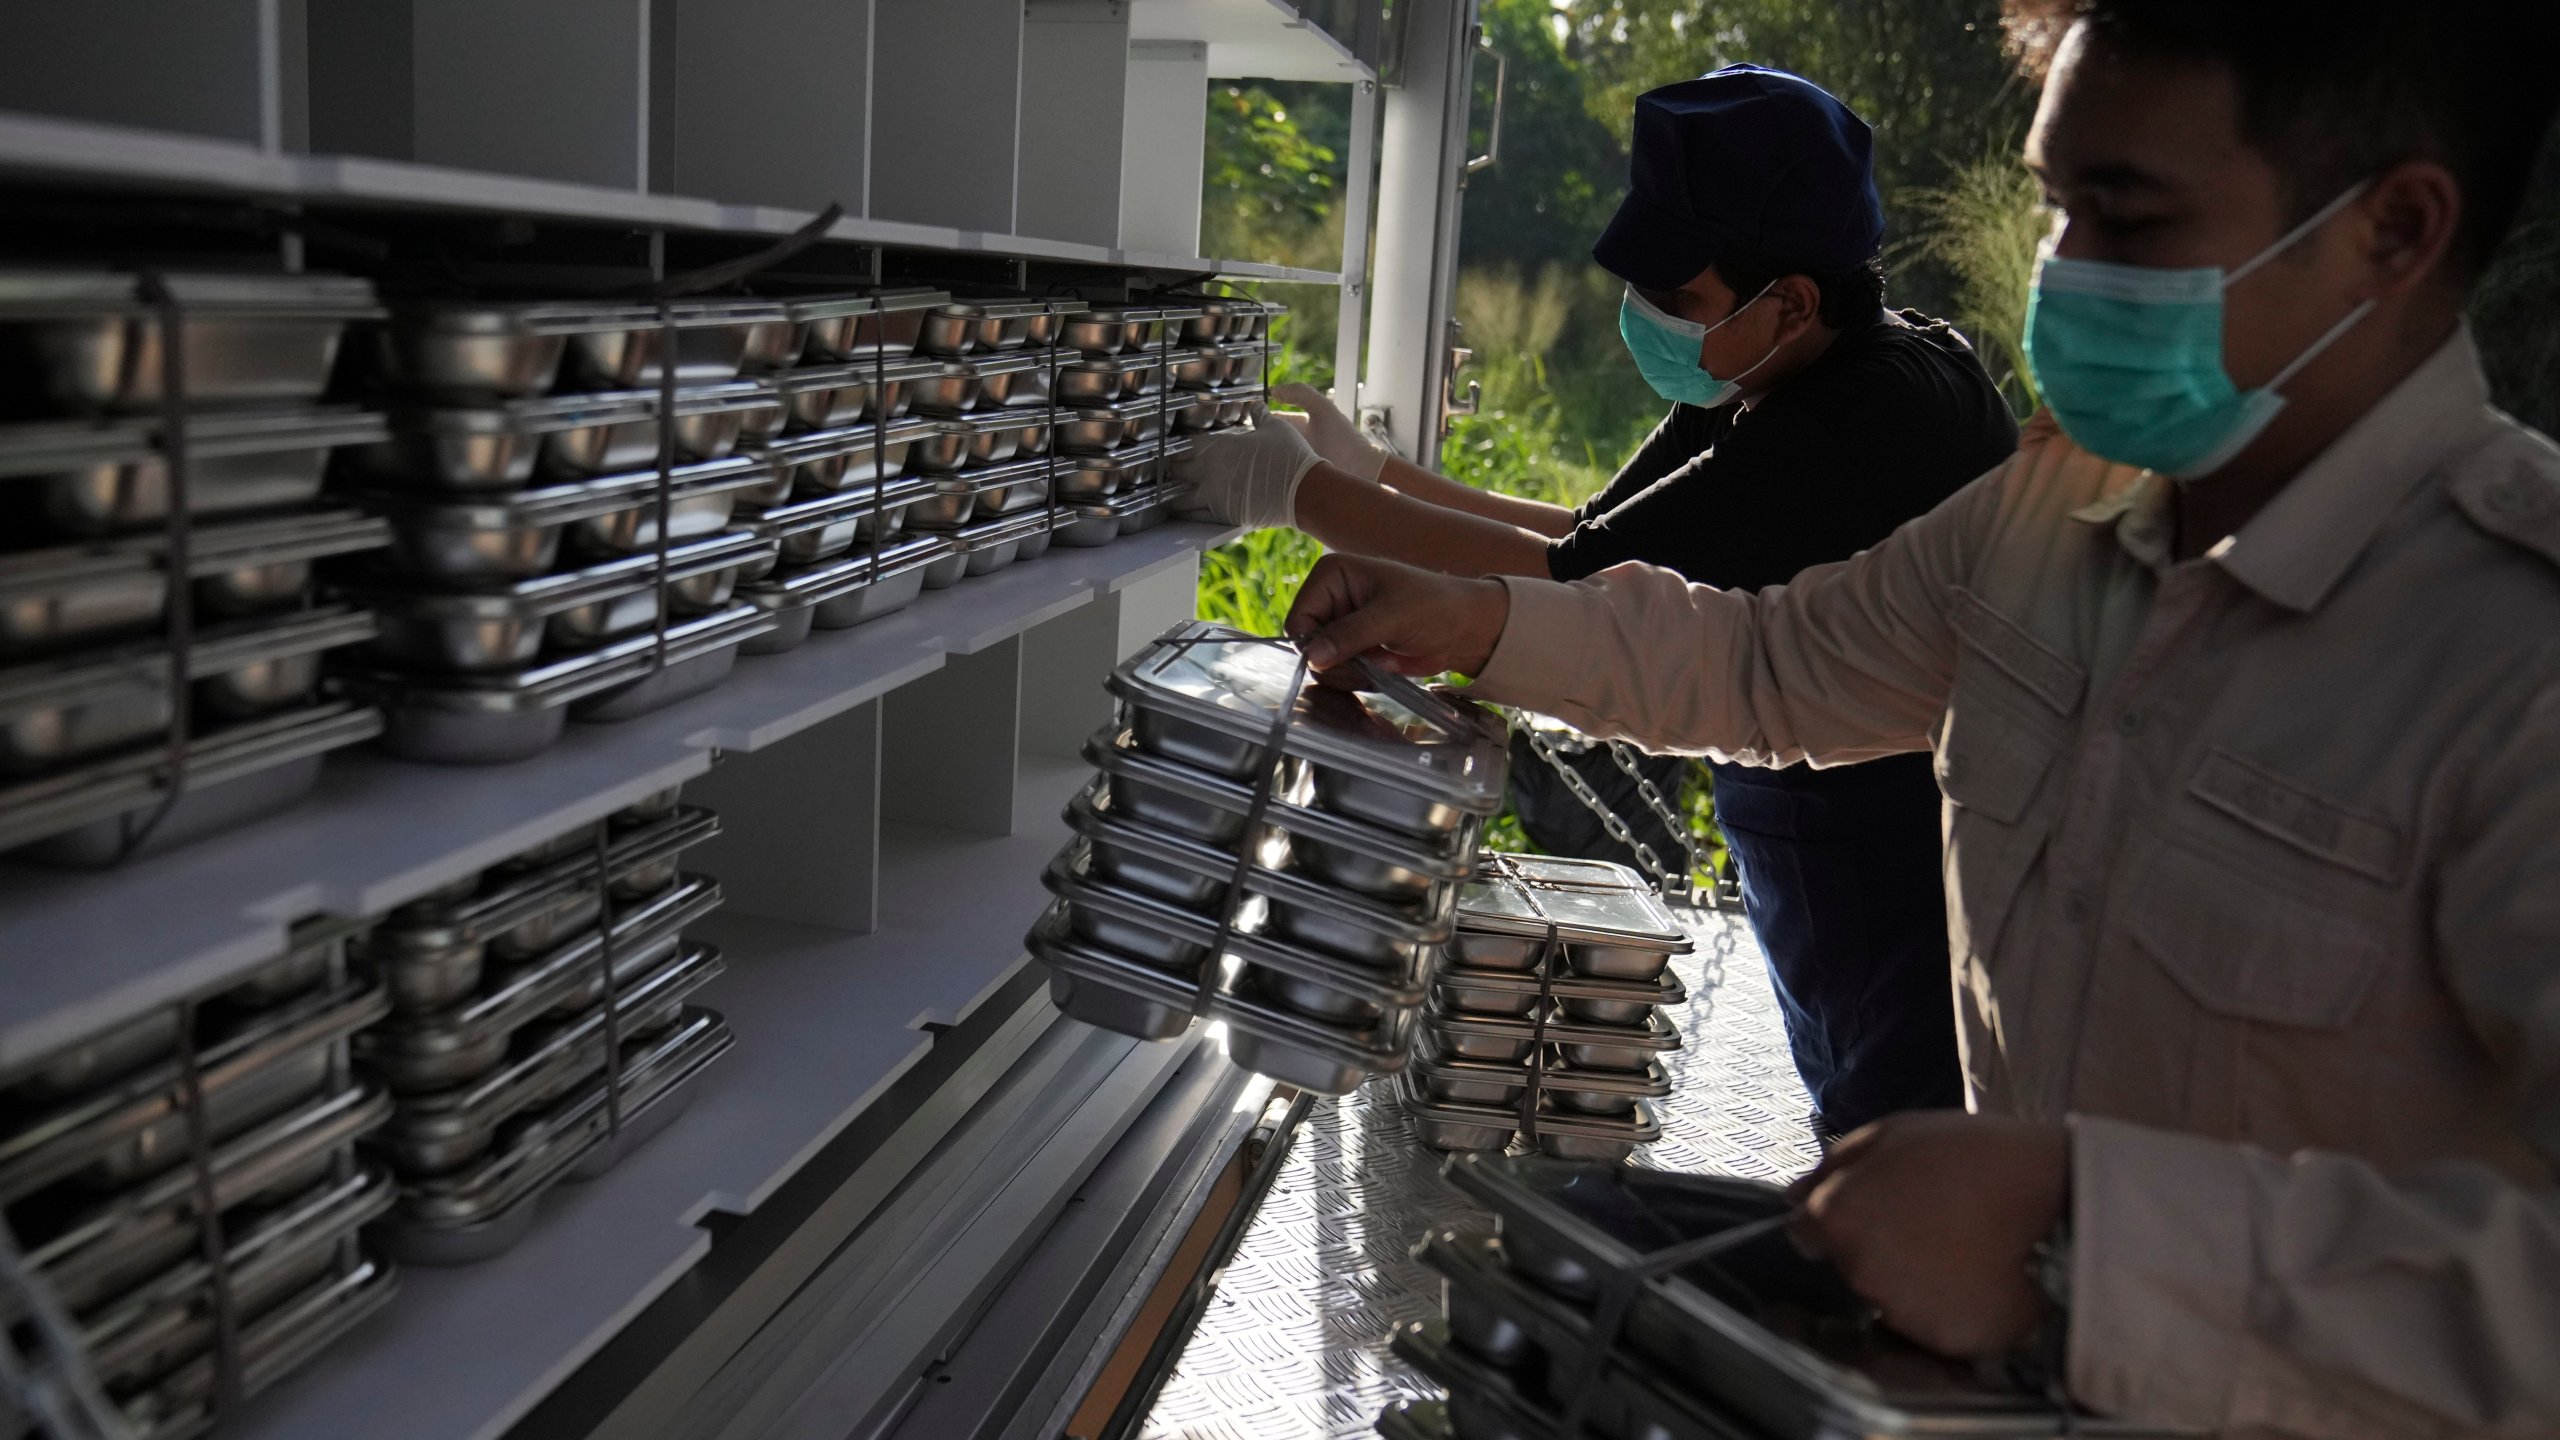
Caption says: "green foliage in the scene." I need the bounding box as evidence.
[1562,0,2036,321]
[1460,0,1628,273]
[1900,137,2048,414]
[1201,83,1349,270]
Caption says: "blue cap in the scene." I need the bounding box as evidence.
[1593,65,1884,292]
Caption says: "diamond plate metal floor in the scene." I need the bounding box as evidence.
[1137,907,1821,1440]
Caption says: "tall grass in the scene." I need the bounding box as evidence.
[1900,141,2049,416]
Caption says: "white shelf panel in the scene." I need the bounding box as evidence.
[0,522,1234,1072]
[1131,0,1371,83]
[0,108,1340,285]
[227,756,1102,1440]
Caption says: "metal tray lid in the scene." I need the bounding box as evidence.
[951,410,1053,436]
[870,286,951,314]
[777,292,877,322]
[957,351,1047,378]
[1413,1051,1674,1099]
[771,360,904,393]
[1062,352,1167,375]
[936,297,1064,320]
[0,605,376,721]
[951,511,1053,551]
[753,414,942,462]
[1107,620,1508,814]
[740,531,951,604]
[0,269,381,318]
[1456,859,1691,952]
[369,806,719,940]
[747,476,936,532]
[0,406,387,478]
[1064,391,1202,421]
[361,453,772,526]
[1434,959,1686,1008]
[1423,1000,1684,1053]
[337,604,763,712]
[393,298,781,336]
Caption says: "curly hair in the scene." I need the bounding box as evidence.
[1997,0,2560,274]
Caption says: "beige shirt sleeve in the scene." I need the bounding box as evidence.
[2070,681,2560,1438]
[1468,451,2005,766]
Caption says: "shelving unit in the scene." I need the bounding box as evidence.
[0,3,1501,1436]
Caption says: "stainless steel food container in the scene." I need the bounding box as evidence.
[838,288,947,358]
[569,604,771,722]
[355,874,718,1091]
[560,299,788,389]
[752,415,940,498]
[907,459,1048,530]
[0,1008,180,1105]
[359,467,728,583]
[0,406,384,538]
[1399,1078,1662,1159]
[1055,451,1148,502]
[741,293,874,370]
[375,942,721,1176]
[566,456,778,558]
[945,512,1049,577]
[1054,393,1198,454]
[918,299,1061,357]
[918,547,969,589]
[344,606,765,763]
[349,531,774,674]
[770,355,940,430]
[1050,505,1121,549]
[1455,854,1692,981]
[0,973,388,1203]
[1061,307,1162,356]
[1108,621,1507,841]
[0,271,381,412]
[1057,354,1166,407]
[380,1006,730,1264]
[1179,300,1237,346]
[742,479,937,566]
[353,383,782,493]
[794,534,950,631]
[0,605,374,774]
[0,507,388,659]
[902,423,972,474]
[0,698,381,865]
[955,412,1050,466]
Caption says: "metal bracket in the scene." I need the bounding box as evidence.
[1465,27,1505,176]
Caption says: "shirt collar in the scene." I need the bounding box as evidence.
[2212,326,2491,612]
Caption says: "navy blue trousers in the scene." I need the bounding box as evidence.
[1707,753,1963,1135]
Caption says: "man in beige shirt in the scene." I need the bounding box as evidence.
[1279,1,2560,1434]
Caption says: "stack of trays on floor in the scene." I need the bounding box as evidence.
[0,270,395,863]
[0,921,397,1435]
[347,788,733,1264]
[902,298,1070,581]
[330,296,801,763]
[1403,855,1692,1162]
[1383,1155,2114,1440]
[732,286,958,651]
[1027,620,1508,1095]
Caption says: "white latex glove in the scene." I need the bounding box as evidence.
[1170,405,1323,530]
[1271,382,1389,481]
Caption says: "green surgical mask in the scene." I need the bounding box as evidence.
[1619,283,1779,409]
[2023,181,2374,478]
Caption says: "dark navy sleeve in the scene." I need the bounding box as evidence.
[1570,404,1732,525]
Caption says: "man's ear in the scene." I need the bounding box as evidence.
[1771,273,1826,343]
[2358,158,2462,301]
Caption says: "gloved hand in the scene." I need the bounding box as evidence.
[1170,406,1323,530]
[1271,382,1389,481]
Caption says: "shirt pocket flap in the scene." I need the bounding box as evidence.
[1935,700,2055,825]
[2127,839,2385,1030]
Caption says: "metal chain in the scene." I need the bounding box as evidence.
[1604,740,1699,890]
[1512,717,1687,900]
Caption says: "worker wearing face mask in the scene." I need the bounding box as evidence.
[1175,66,2020,1141]
[1279,1,2560,1433]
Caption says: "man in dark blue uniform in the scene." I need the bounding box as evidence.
[1176,66,2019,1136]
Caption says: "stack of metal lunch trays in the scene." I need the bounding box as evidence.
[327,295,827,763]
[867,296,1063,589]
[0,918,399,1437]
[1383,1155,2182,1440]
[1027,620,1510,1095]
[1167,337,1274,434]
[1401,853,1692,1162]
[1048,300,1209,546]
[712,287,959,652]
[0,270,398,866]
[347,786,733,1265]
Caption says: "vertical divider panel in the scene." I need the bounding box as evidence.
[410,0,651,189]
[880,636,1025,836]
[868,0,1024,232]
[1117,40,1209,255]
[655,0,871,208]
[684,700,884,933]
[1018,597,1127,764]
[1015,0,1130,248]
